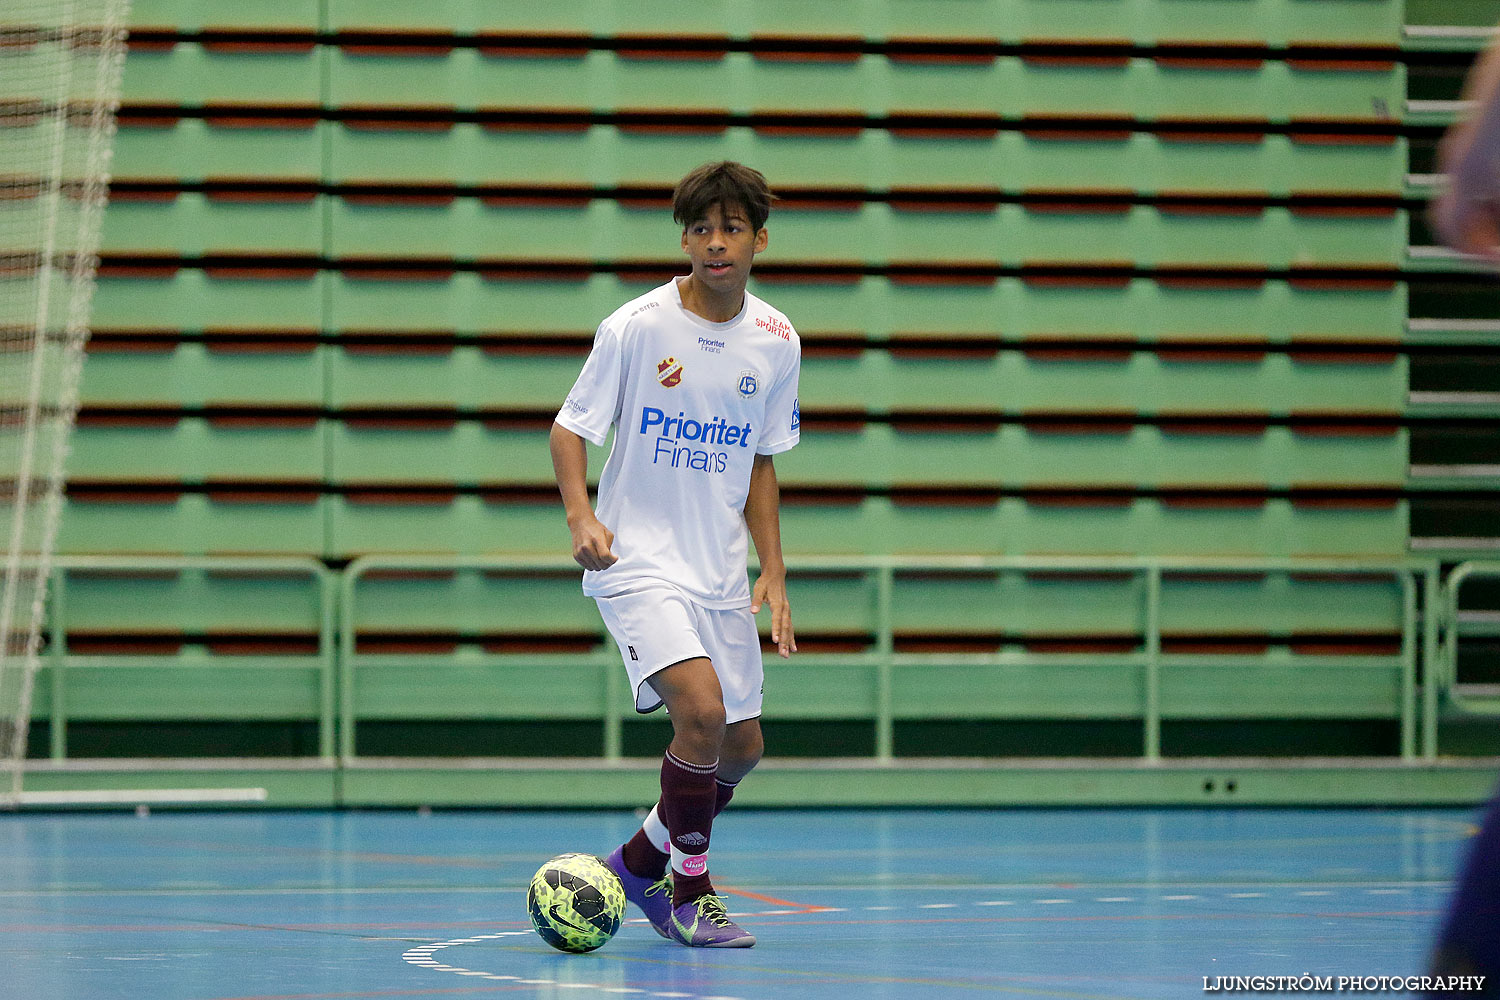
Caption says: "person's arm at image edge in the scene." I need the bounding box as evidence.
[1436,27,1500,258]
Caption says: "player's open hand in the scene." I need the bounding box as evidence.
[751,571,796,659]
[568,514,617,571]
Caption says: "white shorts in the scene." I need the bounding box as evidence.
[594,583,764,723]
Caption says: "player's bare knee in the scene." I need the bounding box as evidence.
[672,698,727,751]
[736,741,764,771]
[719,752,761,784]
[716,721,763,782]
[727,726,763,769]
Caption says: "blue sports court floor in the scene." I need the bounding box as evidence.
[0,806,1481,999]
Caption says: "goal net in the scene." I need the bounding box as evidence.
[0,0,129,805]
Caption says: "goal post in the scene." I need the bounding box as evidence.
[0,0,130,806]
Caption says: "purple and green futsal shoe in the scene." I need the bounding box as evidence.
[602,846,674,939]
[667,893,756,948]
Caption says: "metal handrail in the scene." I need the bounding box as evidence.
[341,553,1442,763]
[1440,561,1500,718]
[338,555,622,761]
[41,555,338,762]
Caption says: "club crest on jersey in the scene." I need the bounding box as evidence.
[737,370,759,398]
[656,356,683,388]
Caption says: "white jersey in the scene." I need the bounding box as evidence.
[556,277,801,608]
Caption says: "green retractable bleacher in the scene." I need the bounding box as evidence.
[66,0,1438,775]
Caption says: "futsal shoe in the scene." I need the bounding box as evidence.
[667,893,756,948]
[603,846,674,939]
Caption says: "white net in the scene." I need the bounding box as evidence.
[0,0,129,804]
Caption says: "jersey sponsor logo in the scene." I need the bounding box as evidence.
[791,397,800,431]
[656,356,683,387]
[737,369,759,398]
[697,337,725,354]
[756,315,792,341]
[639,405,753,474]
[630,300,661,317]
[640,407,752,447]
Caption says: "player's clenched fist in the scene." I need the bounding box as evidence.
[568,515,617,571]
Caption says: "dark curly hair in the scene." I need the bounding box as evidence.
[671,161,775,232]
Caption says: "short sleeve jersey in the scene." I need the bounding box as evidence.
[555,277,801,608]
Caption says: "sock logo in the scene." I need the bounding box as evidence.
[675,832,708,847]
[680,854,707,876]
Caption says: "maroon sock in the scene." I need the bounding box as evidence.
[623,777,739,881]
[621,826,667,880]
[715,777,738,814]
[660,749,718,906]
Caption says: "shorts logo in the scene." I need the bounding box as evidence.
[628,645,639,661]
[680,854,708,876]
[737,370,759,398]
[675,831,708,847]
[656,356,683,388]
[791,397,800,431]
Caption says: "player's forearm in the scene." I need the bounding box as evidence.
[549,422,596,524]
[1444,30,1500,181]
[744,455,786,576]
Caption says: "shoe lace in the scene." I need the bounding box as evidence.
[694,894,734,927]
[644,875,672,899]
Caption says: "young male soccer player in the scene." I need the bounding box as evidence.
[549,161,800,949]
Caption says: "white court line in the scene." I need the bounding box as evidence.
[401,931,745,1000]
[401,885,1446,996]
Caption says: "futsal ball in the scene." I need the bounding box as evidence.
[526,853,626,953]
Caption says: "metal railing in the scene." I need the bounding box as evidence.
[40,555,338,761]
[27,553,1463,766]
[1439,560,1500,718]
[340,553,1443,763]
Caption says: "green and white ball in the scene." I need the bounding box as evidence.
[526,853,626,953]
